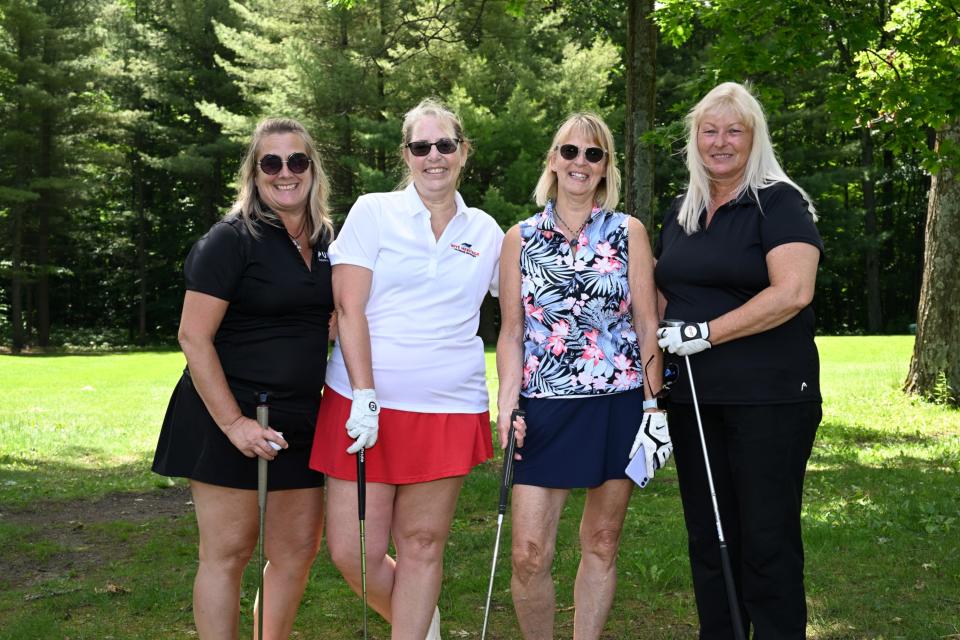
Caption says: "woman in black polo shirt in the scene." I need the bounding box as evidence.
[655,82,823,639]
[152,118,333,638]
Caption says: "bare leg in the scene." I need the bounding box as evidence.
[510,485,568,640]
[254,486,325,639]
[390,476,465,640]
[191,480,258,640]
[572,479,632,640]
[325,477,397,621]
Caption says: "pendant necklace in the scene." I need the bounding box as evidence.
[287,219,307,252]
[553,207,589,240]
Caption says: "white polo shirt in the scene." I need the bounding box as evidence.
[325,183,504,413]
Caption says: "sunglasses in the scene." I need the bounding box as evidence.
[643,356,680,399]
[405,138,461,157]
[557,144,606,163]
[258,152,311,175]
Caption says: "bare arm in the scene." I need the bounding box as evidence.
[627,218,664,403]
[495,226,526,453]
[707,242,820,345]
[332,264,375,390]
[178,291,284,459]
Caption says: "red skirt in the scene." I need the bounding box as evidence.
[309,386,493,484]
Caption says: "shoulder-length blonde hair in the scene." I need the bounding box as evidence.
[533,112,620,212]
[679,82,816,234]
[229,117,333,244]
[397,98,472,190]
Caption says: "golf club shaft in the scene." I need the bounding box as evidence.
[357,448,368,640]
[481,409,521,640]
[684,356,746,640]
[256,398,269,640]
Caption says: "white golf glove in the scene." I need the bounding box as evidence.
[657,321,712,356]
[629,411,672,487]
[346,388,380,454]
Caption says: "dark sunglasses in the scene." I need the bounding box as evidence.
[258,152,311,175]
[557,144,606,163]
[405,138,461,157]
[643,356,680,399]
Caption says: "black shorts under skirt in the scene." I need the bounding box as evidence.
[152,375,325,491]
[512,388,643,489]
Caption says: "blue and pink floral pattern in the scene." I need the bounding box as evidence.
[519,201,643,397]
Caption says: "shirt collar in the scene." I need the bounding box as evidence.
[403,182,469,219]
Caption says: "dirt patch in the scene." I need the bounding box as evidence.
[0,486,194,592]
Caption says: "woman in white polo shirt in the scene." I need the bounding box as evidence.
[310,98,503,639]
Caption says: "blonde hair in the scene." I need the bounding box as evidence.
[398,98,471,190]
[679,82,816,234]
[229,117,333,244]
[533,112,621,212]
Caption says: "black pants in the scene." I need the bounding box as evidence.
[667,402,821,640]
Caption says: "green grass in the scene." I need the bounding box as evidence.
[0,338,958,638]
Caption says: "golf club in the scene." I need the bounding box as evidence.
[255,391,270,640]
[480,408,522,640]
[356,447,368,640]
[661,320,746,640]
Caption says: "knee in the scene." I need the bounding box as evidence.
[269,529,323,573]
[396,528,446,563]
[511,539,554,584]
[199,536,256,574]
[327,535,359,575]
[581,526,622,566]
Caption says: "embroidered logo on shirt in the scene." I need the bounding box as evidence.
[317,250,330,263]
[450,242,479,257]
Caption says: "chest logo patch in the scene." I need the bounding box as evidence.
[450,242,479,257]
[317,250,330,263]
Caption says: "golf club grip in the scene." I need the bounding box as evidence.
[497,410,522,514]
[719,542,747,640]
[356,448,366,521]
[256,400,269,510]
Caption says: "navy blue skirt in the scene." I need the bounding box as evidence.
[513,389,643,489]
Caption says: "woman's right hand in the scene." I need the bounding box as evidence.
[222,416,287,460]
[496,408,526,460]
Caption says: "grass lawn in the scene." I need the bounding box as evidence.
[0,337,958,638]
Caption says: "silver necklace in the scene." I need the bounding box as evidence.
[287,220,306,252]
[553,208,589,239]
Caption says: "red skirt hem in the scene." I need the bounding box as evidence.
[309,385,493,484]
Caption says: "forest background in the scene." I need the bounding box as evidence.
[2,0,959,401]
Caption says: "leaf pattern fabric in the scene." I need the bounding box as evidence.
[519,201,643,398]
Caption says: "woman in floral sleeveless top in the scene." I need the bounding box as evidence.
[496,112,669,639]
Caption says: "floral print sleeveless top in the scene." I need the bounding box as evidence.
[519,201,643,398]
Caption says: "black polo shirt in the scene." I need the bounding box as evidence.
[654,182,824,405]
[183,214,333,413]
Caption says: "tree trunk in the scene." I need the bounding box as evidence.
[861,127,882,333]
[904,119,960,405]
[10,205,25,353]
[623,0,656,231]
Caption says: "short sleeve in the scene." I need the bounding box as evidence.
[759,184,824,259]
[184,221,246,301]
[329,194,381,270]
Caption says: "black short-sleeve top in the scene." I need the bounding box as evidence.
[654,182,824,405]
[183,215,333,413]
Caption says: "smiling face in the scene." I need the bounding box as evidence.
[403,115,466,200]
[696,109,754,186]
[254,132,312,216]
[549,129,607,202]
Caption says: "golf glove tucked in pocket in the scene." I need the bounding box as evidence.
[629,412,672,488]
[346,388,380,454]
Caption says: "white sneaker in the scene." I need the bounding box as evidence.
[425,606,441,640]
